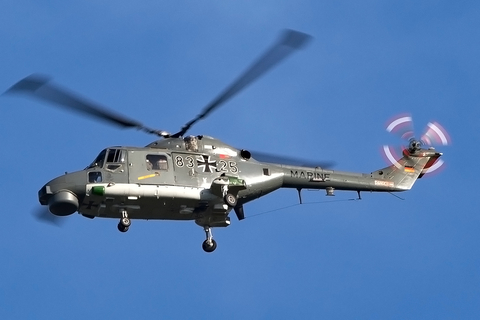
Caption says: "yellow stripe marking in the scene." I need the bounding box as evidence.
[138,173,159,180]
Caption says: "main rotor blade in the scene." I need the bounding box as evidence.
[252,150,334,168]
[173,29,312,137]
[33,206,66,227]
[5,74,168,137]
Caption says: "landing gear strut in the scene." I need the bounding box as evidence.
[202,226,217,253]
[117,209,131,233]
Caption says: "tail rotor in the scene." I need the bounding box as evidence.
[382,114,451,175]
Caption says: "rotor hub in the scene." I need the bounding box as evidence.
[408,139,422,152]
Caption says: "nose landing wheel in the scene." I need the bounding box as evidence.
[224,193,237,207]
[202,226,217,253]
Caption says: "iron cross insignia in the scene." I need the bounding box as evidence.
[196,155,217,173]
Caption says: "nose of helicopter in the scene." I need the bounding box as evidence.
[38,171,87,216]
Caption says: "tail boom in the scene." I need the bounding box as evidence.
[281,148,442,193]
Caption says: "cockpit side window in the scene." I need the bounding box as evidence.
[88,172,102,183]
[146,154,168,171]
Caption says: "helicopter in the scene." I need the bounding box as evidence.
[4,30,447,253]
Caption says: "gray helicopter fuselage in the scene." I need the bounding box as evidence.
[39,135,441,226]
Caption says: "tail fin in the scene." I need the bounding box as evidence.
[372,148,442,191]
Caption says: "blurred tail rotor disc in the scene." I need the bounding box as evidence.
[421,121,451,146]
[385,113,415,141]
[382,113,451,175]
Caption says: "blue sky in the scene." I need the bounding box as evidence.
[1,1,479,319]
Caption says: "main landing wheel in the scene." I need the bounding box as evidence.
[224,193,237,207]
[202,239,217,253]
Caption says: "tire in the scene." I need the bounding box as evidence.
[202,239,217,253]
[117,223,129,233]
[224,193,237,207]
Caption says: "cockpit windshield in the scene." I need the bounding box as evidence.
[106,149,126,163]
[88,149,107,169]
[87,148,126,169]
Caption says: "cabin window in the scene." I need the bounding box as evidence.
[184,136,199,152]
[146,154,168,171]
